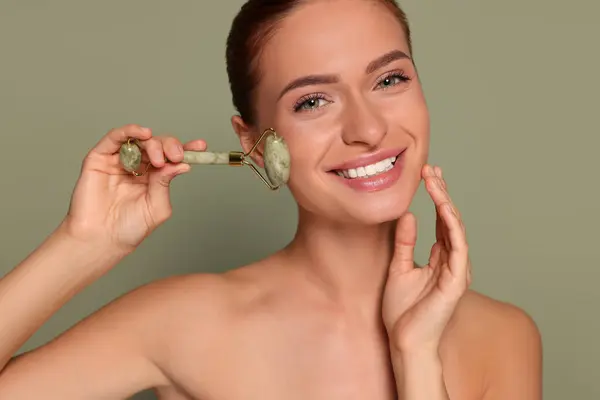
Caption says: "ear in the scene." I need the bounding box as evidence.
[231,115,265,167]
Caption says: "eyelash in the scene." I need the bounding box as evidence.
[293,93,329,113]
[376,70,411,90]
[292,70,411,113]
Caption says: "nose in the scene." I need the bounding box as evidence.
[340,95,387,147]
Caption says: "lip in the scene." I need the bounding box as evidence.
[330,150,406,193]
[326,147,406,172]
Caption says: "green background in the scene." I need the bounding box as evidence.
[1,1,597,398]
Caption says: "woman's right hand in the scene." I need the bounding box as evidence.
[62,124,206,253]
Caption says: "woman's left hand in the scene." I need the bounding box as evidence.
[382,164,472,356]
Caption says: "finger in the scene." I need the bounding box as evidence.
[440,203,469,281]
[157,136,185,163]
[425,165,450,248]
[435,206,450,250]
[434,165,446,189]
[438,172,465,234]
[428,241,443,269]
[425,165,464,241]
[424,164,454,212]
[390,212,417,275]
[140,137,206,167]
[93,124,152,155]
[146,162,191,222]
[183,139,207,152]
[138,138,167,168]
[422,163,436,180]
[423,164,450,210]
[435,166,462,222]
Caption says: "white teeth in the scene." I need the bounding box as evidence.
[336,156,397,179]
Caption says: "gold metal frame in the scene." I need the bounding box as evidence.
[235,128,281,191]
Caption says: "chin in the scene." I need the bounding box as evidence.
[295,191,414,227]
[327,184,416,225]
[291,174,420,227]
[345,195,413,225]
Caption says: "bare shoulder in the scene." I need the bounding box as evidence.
[122,271,250,339]
[0,272,245,398]
[453,290,541,340]
[130,272,235,310]
[446,290,543,399]
[118,262,274,341]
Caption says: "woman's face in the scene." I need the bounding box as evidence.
[238,0,429,224]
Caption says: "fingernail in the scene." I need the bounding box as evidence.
[177,145,183,155]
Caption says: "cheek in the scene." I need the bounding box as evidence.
[385,89,430,137]
[273,115,335,171]
[285,134,328,184]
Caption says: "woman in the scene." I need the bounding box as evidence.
[0,0,542,399]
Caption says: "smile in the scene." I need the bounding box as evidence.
[327,149,406,193]
[335,156,397,179]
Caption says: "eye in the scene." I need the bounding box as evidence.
[293,94,331,112]
[375,71,411,90]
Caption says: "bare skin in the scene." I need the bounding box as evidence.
[0,1,542,399]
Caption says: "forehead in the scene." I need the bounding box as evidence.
[259,0,409,84]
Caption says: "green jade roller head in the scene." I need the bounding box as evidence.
[119,128,291,190]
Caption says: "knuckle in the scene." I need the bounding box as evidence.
[82,149,103,167]
[158,175,173,188]
[81,153,95,169]
[153,208,172,225]
[145,137,163,151]
[155,138,171,151]
[165,136,183,150]
[123,123,142,131]
[123,124,151,137]
[150,136,163,146]
[156,134,176,144]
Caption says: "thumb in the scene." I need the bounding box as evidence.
[147,163,190,220]
[389,212,417,275]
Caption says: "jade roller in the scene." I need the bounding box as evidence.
[119,128,291,190]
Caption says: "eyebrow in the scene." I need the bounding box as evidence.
[365,49,411,74]
[277,49,412,100]
[278,74,339,100]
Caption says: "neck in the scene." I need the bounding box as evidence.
[283,206,397,315]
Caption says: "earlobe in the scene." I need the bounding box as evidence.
[230,115,265,168]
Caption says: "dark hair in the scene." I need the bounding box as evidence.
[225,0,412,126]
